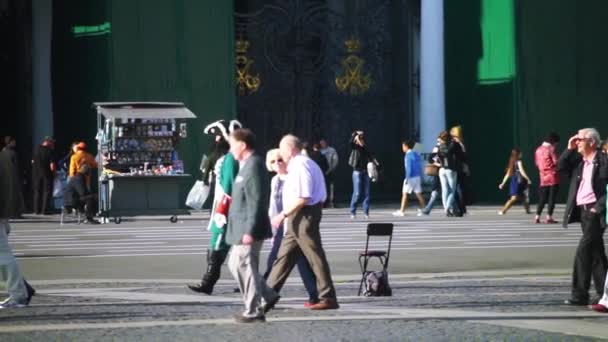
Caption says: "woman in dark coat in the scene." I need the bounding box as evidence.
[0,141,35,309]
[0,137,24,218]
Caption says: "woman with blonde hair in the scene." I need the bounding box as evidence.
[498,148,532,215]
[450,125,469,216]
[436,131,465,216]
[263,148,319,307]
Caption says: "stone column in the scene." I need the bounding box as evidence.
[420,0,446,151]
[32,0,54,145]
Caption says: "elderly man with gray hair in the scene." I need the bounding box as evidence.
[559,128,608,306]
[265,134,339,311]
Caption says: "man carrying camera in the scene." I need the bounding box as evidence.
[348,131,377,219]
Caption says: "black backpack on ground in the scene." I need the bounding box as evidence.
[363,270,392,296]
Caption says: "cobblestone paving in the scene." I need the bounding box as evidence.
[2,275,607,341]
[2,321,602,342]
[3,208,608,340]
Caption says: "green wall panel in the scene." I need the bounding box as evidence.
[52,0,110,154]
[477,0,515,84]
[445,0,608,203]
[106,0,236,181]
[53,1,236,195]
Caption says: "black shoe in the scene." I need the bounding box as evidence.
[564,298,588,306]
[84,219,101,225]
[590,295,601,305]
[233,313,266,323]
[24,280,35,305]
[262,295,281,313]
[187,283,212,295]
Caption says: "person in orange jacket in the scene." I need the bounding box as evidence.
[68,142,97,188]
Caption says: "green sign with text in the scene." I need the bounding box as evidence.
[72,22,111,38]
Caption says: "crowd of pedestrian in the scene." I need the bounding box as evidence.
[1,137,99,222]
[487,127,608,313]
[0,135,100,308]
[397,126,470,218]
[191,128,339,322]
[2,124,608,318]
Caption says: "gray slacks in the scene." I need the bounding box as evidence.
[0,219,28,303]
[228,241,277,317]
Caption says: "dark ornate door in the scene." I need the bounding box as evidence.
[235,0,416,200]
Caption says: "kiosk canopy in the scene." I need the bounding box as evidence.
[94,102,197,119]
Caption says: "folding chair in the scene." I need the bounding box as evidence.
[358,223,393,296]
[60,206,82,226]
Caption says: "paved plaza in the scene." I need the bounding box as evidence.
[1,205,607,341]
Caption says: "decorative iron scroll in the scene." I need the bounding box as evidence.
[235,39,261,95]
[335,38,371,95]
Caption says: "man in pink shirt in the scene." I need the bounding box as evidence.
[534,132,560,224]
[558,128,608,306]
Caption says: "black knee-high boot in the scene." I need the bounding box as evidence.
[187,249,228,295]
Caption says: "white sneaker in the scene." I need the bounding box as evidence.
[392,210,404,217]
[497,211,504,215]
[0,299,26,309]
[364,215,369,219]
[350,214,356,220]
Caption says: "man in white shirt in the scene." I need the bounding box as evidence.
[266,134,339,311]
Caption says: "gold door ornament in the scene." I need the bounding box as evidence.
[335,38,371,95]
[235,39,261,95]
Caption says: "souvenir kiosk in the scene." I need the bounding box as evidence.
[94,102,196,224]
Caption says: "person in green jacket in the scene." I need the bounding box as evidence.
[188,120,241,295]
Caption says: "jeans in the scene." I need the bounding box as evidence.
[0,220,28,303]
[423,190,440,214]
[350,170,370,216]
[264,226,319,302]
[439,168,458,213]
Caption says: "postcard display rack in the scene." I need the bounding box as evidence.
[95,102,196,224]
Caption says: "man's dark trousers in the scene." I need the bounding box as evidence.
[571,207,608,302]
[32,174,52,214]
